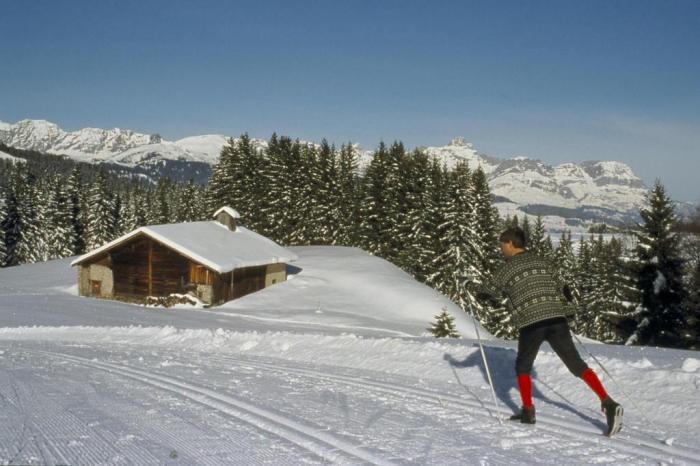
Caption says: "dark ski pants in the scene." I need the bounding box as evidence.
[515,318,589,377]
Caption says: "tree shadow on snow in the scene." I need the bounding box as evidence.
[444,346,605,431]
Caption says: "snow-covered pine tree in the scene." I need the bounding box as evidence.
[584,235,620,342]
[15,172,45,264]
[66,166,86,255]
[206,137,239,215]
[554,230,578,297]
[428,307,460,338]
[336,143,362,247]
[310,140,342,245]
[471,167,500,272]
[0,192,6,266]
[470,166,515,338]
[262,134,293,241]
[153,178,171,225]
[422,160,451,286]
[85,169,117,250]
[521,215,532,247]
[0,186,22,266]
[288,141,316,245]
[237,134,267,232]
[684,252,700,349]
[574,237,594,335]
[427,162,483,324]
[395,149,434,280]
[529,215,549,256]
[177,179,201,223]
[359,142,403,260]
[629,180,687,347]
[42,176,74,259]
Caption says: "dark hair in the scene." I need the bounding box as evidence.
[499,226,527,248]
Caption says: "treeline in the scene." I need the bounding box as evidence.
[0,135,698,348]
[0,160,207,265]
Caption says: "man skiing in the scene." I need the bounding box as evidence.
[480,226,623,436]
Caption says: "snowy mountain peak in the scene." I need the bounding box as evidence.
[449,136,474,149]
[1,119,160,160]
[0,118,649,231]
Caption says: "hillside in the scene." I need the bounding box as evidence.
[0,247,699,464]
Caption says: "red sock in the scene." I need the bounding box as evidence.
[517,374,533,408]
[581,368,608,401]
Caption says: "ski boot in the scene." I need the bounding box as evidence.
[602,397,623,436]
[510,405,536,424]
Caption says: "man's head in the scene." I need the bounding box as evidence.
[499,226,527,258]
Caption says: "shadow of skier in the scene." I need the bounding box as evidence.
[444,345,605,430]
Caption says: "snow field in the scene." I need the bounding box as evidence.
[1,247,700,464]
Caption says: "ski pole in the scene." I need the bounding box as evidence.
[466,297,503,424]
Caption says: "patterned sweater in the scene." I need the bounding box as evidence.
[481,251,575,330]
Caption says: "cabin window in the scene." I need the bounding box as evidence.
[90,280,102,296]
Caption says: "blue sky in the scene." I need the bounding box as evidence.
[1,0,699,201]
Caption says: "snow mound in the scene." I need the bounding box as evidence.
[217,246,490,339]
[681,358,700,373]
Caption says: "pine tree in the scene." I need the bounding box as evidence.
[359,142,403,259]
[574,237,594,335]
[471,166,514,337]
[585,235,620,342]
[42,176,74,259]
[154,178,172,224]
[521,215,532,246]
[684,256,700,349]
[629,180,687,347]
[554,231,578,298]
[0,192,6,266]
[396,149,433,280]
[15,172,44,264]
[336,143,362,246]
[529,215,548,255]
[206,137,238,215]
[427,162,482,322]
[428,307,460,338]
[66,166,86,255]
[86,169,117,250]
[0,186,22,266]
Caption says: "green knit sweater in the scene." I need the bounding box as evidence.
[482,250,575,330]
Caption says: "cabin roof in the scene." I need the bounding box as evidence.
[71,221,298,273]
[213,206,241,219]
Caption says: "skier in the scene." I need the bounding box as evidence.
[479,226,623,436]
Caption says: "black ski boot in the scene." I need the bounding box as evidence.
[509,405,536,424]
[602,397,623,436]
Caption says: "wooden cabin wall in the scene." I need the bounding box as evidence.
[111,237,189,298]
[232,265,267,299]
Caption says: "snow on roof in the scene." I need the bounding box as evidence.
[213,206,241,219]
[71,221,297,273]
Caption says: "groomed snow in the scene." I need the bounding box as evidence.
[1,247,699,465]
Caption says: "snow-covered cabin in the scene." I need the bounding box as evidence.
[71,207,298,305]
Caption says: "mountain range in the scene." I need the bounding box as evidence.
[0,119,651,232]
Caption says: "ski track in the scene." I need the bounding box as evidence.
[201,352,700,466]
[3,343,699,465]
[32,349,394,466]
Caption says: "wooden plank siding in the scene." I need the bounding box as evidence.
[112,236,189,299]
[232,265,267,299]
